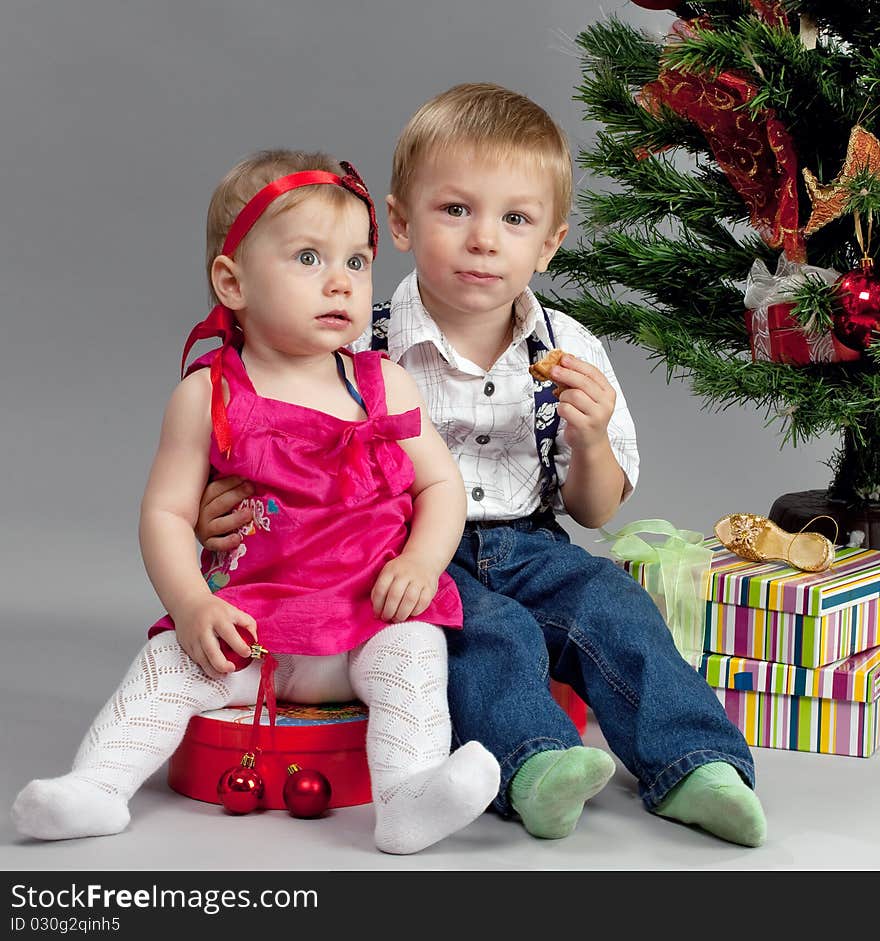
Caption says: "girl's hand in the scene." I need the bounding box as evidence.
[371,554,441,623]
[195,476,255,552]
[551,355,617,452]
[174,595,258,678]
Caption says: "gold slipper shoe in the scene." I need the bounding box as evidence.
[714,513,836,573]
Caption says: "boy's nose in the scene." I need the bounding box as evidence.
[467,220,498,254]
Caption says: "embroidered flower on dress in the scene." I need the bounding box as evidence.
[204,496,279,591]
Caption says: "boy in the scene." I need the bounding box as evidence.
[198,84,766,846]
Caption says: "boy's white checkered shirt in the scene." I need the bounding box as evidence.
[351,270,639,521]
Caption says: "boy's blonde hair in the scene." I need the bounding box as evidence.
[205,149,354,303]
[390,83,572,230]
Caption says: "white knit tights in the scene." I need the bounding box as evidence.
[349,621,499,853]
[12,624,499,854]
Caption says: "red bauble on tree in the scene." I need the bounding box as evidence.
[217,752,264,814]
[832,259,880,352]
[283,764,331,818]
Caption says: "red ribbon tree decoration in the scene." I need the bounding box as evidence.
[637,13,804,262]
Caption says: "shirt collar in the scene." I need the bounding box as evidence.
[512,285,553,349]
[387,271,459,366]
[388,270,552,364]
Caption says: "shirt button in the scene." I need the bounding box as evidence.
[472,487,485,501]
[483,381,495,397]
[475,434,490,445]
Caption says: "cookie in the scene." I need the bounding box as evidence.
[528,348,567,395]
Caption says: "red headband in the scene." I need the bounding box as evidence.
[220,163,379,259]
[181,161,378,458]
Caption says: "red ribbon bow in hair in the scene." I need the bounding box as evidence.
[180,305,243,458]
[338,161,379,257]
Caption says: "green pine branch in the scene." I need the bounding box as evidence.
[790,276,837,331]
[578,133,748,230]
[573,15,661,86]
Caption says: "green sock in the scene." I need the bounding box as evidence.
[655,762,767,847]
[508,746,615,840]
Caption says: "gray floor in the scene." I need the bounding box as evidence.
[3,602,879,873]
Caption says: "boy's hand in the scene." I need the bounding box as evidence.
[195,476,254,552]
[371,553,441,623]
[551,355,617,452]
[174,595,258,678]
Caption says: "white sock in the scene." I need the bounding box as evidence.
[369,740,500,855]
[350,622,500,854]
[11,634,257,840]
[11,776,130,841]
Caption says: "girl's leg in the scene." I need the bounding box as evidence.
[12,633,261,840]
[348,621,500,855]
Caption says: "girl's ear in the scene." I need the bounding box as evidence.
[211,255,245,310]
[386,195,412,253]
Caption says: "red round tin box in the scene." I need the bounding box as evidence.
[168,682,587,810]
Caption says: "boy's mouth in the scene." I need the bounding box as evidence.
[316,310,351,327]
[457,270,501,283]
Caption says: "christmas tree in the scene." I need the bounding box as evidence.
[549,0,880,547]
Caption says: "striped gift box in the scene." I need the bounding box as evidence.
[699,646,880,757]
[704,595,880,669]
[624,540,880,668]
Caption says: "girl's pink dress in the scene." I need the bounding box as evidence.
[148,348,463,654]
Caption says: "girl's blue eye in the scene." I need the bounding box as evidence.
[504,212,526,226]
[298,250,319,266]
[347,255,367,271]
[445,205,466,217]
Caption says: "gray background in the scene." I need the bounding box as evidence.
[4,1,871,875]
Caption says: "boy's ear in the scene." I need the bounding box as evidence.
[211,255,245,310]
[386,195,412,253]
[535,222,569,274]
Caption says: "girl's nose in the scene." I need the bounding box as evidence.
[324,266,352,295]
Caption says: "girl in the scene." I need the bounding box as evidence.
[12,150,500,854]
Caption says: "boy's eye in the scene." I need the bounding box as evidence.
[347,254,368,271]
[504,212,527,226]
[297,250,319,266]
[444,204,467,217]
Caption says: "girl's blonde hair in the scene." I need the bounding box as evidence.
[205,149,353,303]
[390,83,572,229]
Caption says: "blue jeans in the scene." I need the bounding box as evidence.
[445,512,755,816]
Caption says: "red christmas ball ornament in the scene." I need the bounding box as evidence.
[283,764,331,818]
[217,753,264,814]
[218,626,268,672]
[628,1,682,10]
[832,259,880,352]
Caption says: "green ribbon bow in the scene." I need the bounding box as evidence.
[599,519,713,667]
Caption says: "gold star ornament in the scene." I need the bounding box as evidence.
[803,126,880,236]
